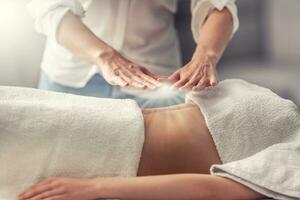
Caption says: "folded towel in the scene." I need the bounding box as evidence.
[186,79,300,200]
[0,86,145,200]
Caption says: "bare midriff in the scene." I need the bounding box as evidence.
[137,103,222,176]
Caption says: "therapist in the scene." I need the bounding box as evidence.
[27,0,239,108]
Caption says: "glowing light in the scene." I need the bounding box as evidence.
[148,83,180,99]
[140,83,187,108]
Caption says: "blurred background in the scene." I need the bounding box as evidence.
[0,0,299,106]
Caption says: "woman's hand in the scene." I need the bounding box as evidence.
[162,6,236,92]
[17,177,97,200]
[164,50,218,91]
[97,50,161,90]
[56,12,160,90]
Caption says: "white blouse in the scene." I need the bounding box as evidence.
[27,0,239,92]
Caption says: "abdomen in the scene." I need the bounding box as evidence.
[137,103,222,176]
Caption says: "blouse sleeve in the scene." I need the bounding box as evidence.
[191,0,239,43]
[27,0,90,42]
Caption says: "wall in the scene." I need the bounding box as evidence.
[0,0,44,87]
[219,0,300,106]
[266,0,300,62]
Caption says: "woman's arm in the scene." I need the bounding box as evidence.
[95,174,215,200]
[166,8,234,91]
[193,8,233,63]
[56,11,113,66]
[94,174,264,200]
[57,12,160,89]
[17,174,264,200]
[57,12,161,89]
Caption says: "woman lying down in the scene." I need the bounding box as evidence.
[0,79,299,200]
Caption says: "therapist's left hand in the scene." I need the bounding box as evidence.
[163,50,219,91]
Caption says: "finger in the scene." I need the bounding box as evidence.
[113,72,129,87]
[119,70,147,89]
[179,67,202,90]
[108,63,135,87]
[117,70,135,86]
[123,67,146,85]
[172,78,189,89]
[126,82,148,90]
[179,78,199,91]
[208,64,218,86]
[118,69,133,84]
[127,70,154,89]
[18,179,49,199]
[141,67,159,80]
[157,76,168,81]
[39,194,66,200]
[192,66,209,91]
[18,184,53,200]
[25,188,65,200]
[132,70,156,89]
[138,68,161,86]
[168,71,180,83]
[135,70,158,89]
[18,181,50,199]
[192,77,210,91]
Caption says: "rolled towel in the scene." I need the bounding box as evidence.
[0,86,145,200]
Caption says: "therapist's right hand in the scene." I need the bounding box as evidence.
[97,50,160,90]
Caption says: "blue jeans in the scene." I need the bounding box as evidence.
[38,72,185,108]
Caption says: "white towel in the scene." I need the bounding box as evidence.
[0,86,145,200]
[186,79,300,200]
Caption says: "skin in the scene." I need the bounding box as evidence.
[16,6,243,200]
[56,11,160,90]
[162,8,233,91]
[55,6,233,91]
[17,103,266,200]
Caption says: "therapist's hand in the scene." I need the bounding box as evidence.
[56,12,160,90]
[164,50,218,91]
[97,50,160,90]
